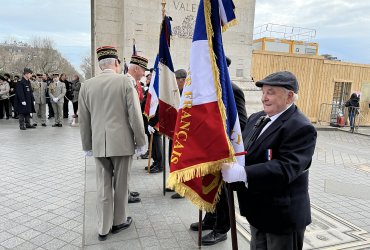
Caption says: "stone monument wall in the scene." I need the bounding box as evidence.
[92,0,256,85]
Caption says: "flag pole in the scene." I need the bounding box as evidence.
[161,0,167,196]
[227,183,238,250]
[147,134,154,175]
[162,136,166,196]
[198,209,202,248]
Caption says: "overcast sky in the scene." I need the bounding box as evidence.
[0,1,90,73]
[1,0,369,73]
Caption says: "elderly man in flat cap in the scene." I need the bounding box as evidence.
[15,68,36,130]
[222,71,317,250]
[79,46,146,241]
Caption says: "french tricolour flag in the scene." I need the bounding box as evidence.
[168,0,243,212]
[144,16,180,138]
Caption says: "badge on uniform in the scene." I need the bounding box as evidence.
[266,149,272,160]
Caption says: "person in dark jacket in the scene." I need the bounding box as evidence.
[6,74,18,118]
[222,71,317,250]
[15,68,36,130]
[141,90,163,174]
[345,93,360,130]
[60,73,72,118]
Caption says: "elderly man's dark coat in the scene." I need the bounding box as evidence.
[237,104,317,233]
[15,77,35,114]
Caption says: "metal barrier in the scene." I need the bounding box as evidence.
[318,103,365,133]
[317,103,345,126]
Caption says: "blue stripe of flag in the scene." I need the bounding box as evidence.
[159,16,174,72]
[211,0,237,137]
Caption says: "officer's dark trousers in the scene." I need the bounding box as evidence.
[63,97,69,118]
[0,99,10,118]
[203,184,230,234]
[47,101,54,117]
[151,134,163,168]
[18,113,31,128]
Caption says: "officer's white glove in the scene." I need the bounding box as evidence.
[135,145,147,157]
[148,125,156,134]
[221,162,247,183]
[84,150,93,157]
[53,98,58,102]
[21,101,26,106]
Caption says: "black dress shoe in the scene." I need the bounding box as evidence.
[140,151,149,159]
[150,166,163,173]
[32,123,37,126]
[144,162,158,171]
[20,127,26,130]
[58,124,63,127]
[112,217,133,234]
[171,193,184,199]
[52,124,58,127]
[130,191,140,197]
[41,123,47,127]
[201,230,227,246]
[26,125,36,128]
[165,188,175,192]
[190,221,214,231]
[128,195,141,203]
[98,233,109,241]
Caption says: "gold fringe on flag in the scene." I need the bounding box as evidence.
[222,19,238,33]
[173,181,224,213]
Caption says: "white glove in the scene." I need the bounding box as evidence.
[135,145,147,157]
[53,98,58,102]
[84,150,93,157]
[221,162,247,183]
[148,125,156,134]
[21,101,26,106]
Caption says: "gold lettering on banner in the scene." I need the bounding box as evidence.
[176,131,188,141]
[202,174,220,195]
[183,100,192,109]
[183,91,192,99]
[171,106,193,165]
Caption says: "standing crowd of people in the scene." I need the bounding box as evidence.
[1,44,322,250]
[78,45,318,250]
[0,69,81,129]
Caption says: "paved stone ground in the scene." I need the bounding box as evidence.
[1,117,370,249]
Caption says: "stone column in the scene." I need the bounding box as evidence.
[91,0,125,76]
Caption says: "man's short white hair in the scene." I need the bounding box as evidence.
[99,58,116,69]
[281,87,299,102]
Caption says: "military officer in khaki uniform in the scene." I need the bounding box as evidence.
[49,74,66,127]
[79,46,146,241]
[31,74,47,126]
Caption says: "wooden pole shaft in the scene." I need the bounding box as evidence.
[147,133,154,174]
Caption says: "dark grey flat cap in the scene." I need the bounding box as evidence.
[175,69,187,79]
[256,71,299,93]
[23,68,33,75]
